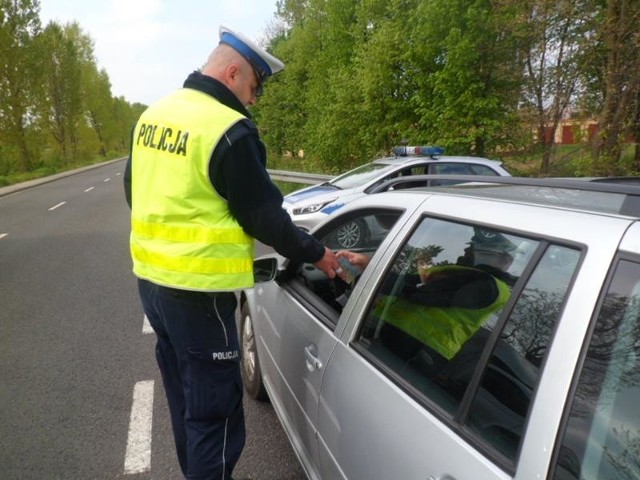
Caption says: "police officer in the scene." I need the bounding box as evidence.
[124,25,339,480]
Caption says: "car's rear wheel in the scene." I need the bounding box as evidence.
[336,219,369,249]
[240,302,268,402]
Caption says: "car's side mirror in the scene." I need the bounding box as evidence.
[253,257,279,283]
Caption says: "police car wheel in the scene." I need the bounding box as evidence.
[336,219,369,249]
[240,302,269,402]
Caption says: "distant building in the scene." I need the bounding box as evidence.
[538,119,636,145]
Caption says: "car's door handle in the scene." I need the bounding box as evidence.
[304,345,322,371]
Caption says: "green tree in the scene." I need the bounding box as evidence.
[262,0,365,170]
[0,1,145,182]
[0,0,41,172]
[348,0,424,159]
[299,0,360,168]
[591,0,640,174]
[410,0,527,157]
[275,0,310,26]
[256,25,311,160]
[521,0,593,175]
[633,84,640,170]
[38,21,91,163]
[84,67,117,158]
[259,0,638,176]
[112,97,145,153]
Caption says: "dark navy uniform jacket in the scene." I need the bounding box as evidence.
[124,71,325,264]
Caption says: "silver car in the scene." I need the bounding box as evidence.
[240,177,640,480]
[283,146,511,235]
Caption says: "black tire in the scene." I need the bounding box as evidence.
[240,302,269,402]
[336,219,369,249]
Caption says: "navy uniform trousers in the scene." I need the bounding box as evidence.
[138,279,245,480]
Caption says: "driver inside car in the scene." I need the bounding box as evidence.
[336,229,516,361]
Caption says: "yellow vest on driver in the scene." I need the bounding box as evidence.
[374,265,511,360]
[130,88,254,291]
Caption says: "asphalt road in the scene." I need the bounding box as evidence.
[0,159,306,480]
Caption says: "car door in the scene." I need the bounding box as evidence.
[253,276,338,478]
[317,210,587,479]
[253,208,403,478]
[549,226,640,479]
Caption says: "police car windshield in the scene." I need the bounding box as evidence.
[330,162,396,190]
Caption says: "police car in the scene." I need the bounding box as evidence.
[282,146,511,235]
[240,176,640,480]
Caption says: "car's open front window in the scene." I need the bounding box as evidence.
[355,216,581,470]
[286,209,403,325]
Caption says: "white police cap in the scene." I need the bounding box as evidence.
[219,25,284,83]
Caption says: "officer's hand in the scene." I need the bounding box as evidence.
[313,247,340,279]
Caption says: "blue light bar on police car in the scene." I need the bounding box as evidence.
[394,146,445,157]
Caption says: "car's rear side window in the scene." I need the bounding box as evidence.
[355,216,580,469]
[553,258,640,479]
[468,164,501,176]
[466,244,580,459]
[429,163,473,175]
[428,163,500,176]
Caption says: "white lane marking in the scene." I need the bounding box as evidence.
[142,315,153,334]
[0,233,7,240]
[124,380,154,475]
[116,172,122,176]
[104,178,111,182]
[85,187,94,192]
[48,201,67,211]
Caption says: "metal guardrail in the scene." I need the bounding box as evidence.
[267,169,333,185]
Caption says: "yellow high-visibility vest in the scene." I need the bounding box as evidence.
[130,88,254,291]
[374,266,511,359]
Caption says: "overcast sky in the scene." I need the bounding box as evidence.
[40,0,279,105]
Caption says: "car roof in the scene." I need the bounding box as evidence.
[370,175,640,218]
[555,176,640,186]
[371,155,504,168]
